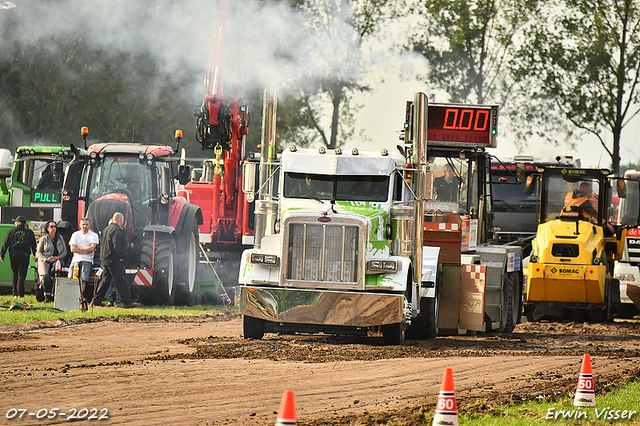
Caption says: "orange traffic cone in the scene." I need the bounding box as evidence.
[574,354,596,406]
[432,367,458,426]
[275,390,297,426]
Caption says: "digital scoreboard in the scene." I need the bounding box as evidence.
[405,101,499,148]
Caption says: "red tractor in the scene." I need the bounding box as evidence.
[59,129,203,305]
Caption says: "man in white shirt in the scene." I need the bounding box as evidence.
[69,217,99,300]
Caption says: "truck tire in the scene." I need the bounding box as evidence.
[382,322,406,345]
[243,315,265,339]
[140,232,176,306]
[499,271,520,333]
[174,223,199,306]
[408,266,441,339]
[407,295,440,339]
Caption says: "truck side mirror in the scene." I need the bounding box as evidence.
[52,161,63,182]
[242,161,256,201]
[524,175,535,194]
[516,163,526,183]
[617,179,627,198]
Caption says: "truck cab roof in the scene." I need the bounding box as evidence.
[281,147,403,176]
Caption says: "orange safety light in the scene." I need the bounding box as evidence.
[175,129,183,139]
[81,127,89,136]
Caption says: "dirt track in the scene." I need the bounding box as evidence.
[0,312,639,425]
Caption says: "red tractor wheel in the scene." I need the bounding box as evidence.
[140,232,177,306]
[175,222,199,306]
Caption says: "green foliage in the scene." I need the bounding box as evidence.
[513,0,640,174]
[0,35,201,154]
[410,0,539,104]
[279,0,391,149]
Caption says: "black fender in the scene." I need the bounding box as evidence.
[142,224,176,237]
[175,204,203,239]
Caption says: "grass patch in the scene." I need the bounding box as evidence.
[0,294,237,324]
[462,381,640,425]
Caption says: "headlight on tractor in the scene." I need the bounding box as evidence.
[615,273,636,282]
[251,253,280,267]
[367,260,398,272]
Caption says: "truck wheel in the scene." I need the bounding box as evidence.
[382,322,406,345]
[499,271,520,333]
[407,267,440,339]
[243,315,265,339]
[175,223,199,306]
[407,293,440,339]
[140,232,176,306]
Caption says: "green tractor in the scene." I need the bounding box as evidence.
[0,146,84,293]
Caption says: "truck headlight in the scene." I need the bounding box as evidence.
[251,253,279,267]
[367,260,398,272]
[615,273,636,282]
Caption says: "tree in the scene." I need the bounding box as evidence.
[278,0,393,149]
[514,0,640,175]
[0,36,200,154]
[409,0,539,104]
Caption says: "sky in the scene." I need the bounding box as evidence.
[1,0,639,169]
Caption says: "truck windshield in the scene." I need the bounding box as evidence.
[17,158,61,190]
[544,175,601,223]
[492,180,537,213]
[283,172,389,202]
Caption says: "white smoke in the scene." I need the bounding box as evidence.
[0,0,429,147]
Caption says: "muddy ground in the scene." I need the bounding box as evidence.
[0,312,639,425]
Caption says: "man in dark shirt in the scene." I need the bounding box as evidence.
[91,212,136,308]
[434,164,458,202]
[1,216,37,298]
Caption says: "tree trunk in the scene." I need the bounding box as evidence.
[328,83,344,150]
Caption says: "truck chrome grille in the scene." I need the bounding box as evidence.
[287,223,359,283]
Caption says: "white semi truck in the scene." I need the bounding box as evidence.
[239,91,523,344]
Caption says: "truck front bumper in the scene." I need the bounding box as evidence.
[241,286,404,327]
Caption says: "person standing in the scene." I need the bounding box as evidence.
[1,216,37,298]
[434,164,458,202]
[69,217,99,302]
[36,220,68,303]
[91,212,136,308]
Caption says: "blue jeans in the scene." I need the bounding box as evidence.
[106,283,121,304]
[42,263,55,295]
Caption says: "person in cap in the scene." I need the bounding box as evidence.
[0,216,37,298]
